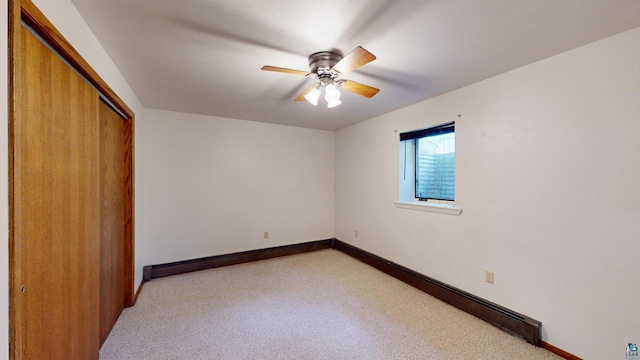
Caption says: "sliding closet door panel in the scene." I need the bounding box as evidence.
[15,25,100,359]
[99,101,125,345]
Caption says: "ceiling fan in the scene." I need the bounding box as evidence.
[261,46,379,108]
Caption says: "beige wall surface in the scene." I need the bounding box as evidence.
[335,27,640,359]
[140,108,335,266]
[2,1,639,359]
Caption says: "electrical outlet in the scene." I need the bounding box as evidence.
[263,231,269,239]
[355,230,359,238]
[485,271,494,284]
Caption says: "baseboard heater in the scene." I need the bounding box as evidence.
[142,238,541,346]
[331,239,541,346]
[143,239,333,281]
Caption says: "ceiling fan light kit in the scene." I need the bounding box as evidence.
[303,77,342,108]
[324,83,342,108]
[262,46,380,108]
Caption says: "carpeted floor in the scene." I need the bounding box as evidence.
[100,249,562,359]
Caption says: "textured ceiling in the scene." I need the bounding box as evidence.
[70,0,640,130]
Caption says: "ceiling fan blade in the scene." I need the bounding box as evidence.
[340,80,380,98]
[261,65,310,76]
[331,46,376,74]
[295,85,315,102]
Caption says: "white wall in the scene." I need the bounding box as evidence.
[141,109,335,265]
[1,1,146,358]
[335,27,640,359]
[2,1,638,359]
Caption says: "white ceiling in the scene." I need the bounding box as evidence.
[71,0,640,131]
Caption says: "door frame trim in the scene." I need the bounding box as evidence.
[8,1,136,358]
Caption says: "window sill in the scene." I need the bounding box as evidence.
[394,201,463,216]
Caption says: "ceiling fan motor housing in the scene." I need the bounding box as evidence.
[308,51,342,78]
[261,46,378,100]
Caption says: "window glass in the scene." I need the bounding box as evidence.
[415,130,455,201]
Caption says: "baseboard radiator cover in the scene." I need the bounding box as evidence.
[143,239,333,281]
[141,237,541,346]
[331,239,542,346]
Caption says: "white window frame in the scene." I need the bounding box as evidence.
[395,124,462,216]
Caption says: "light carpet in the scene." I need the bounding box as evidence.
[100,249,562,359]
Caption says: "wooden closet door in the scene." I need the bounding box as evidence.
[99,101,125,345]
[14,25,101,359]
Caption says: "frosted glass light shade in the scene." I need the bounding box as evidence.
[324,84,340,101]
[324,83,341,108]
[304,87,321,106]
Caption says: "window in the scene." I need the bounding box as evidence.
[415,124,455,201]
[397,122,460,215]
